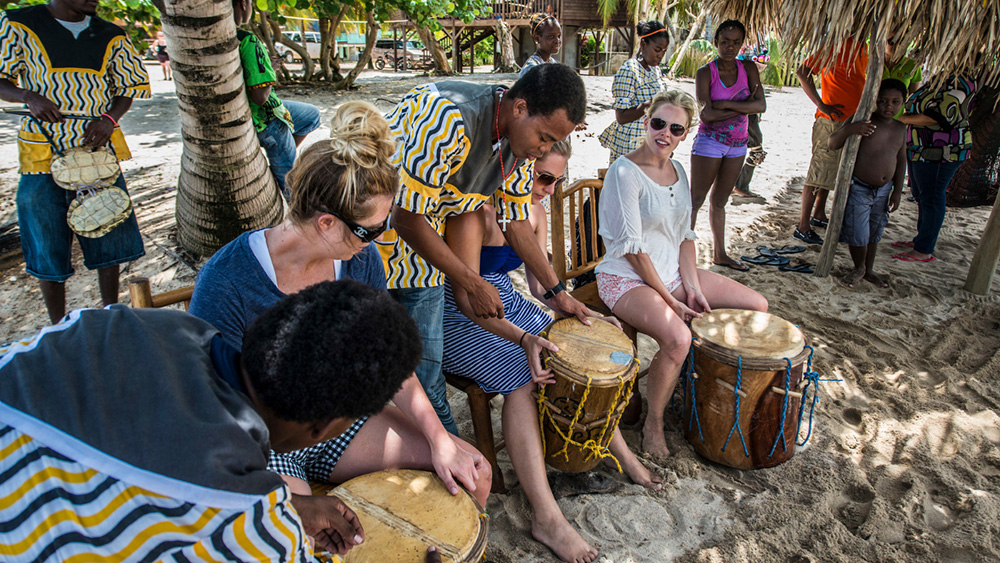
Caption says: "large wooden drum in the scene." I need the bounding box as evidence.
[315,470,488,562]
[682,309,810,470]
[537,317,638,473]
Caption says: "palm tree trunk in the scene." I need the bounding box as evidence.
[415,25,452,75]
[493,19,518,73]
[668,7,707,79]
[332,11,377,89]
[160,0,284,256]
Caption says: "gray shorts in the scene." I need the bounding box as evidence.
[839,177,893,247]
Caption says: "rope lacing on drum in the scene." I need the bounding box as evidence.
[795,344,841,446]
[685,336,703,442]
[768,358,793,457]
[721,356,749,458]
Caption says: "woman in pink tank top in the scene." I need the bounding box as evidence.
[690,20,766,271]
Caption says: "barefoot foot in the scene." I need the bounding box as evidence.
[863,271,889,287]
[532,515,598,563]
[641,421,671,458]
[619,454,664,491]
[842,267,865,288]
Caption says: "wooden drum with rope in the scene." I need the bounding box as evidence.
[312,470,488,563]
[682,309,810,469]
[536,317,638,473]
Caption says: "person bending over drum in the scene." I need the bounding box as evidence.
[595,90,768,458]
[189,102,491,524]
[443,141,663,563]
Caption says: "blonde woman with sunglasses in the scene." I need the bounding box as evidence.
[596,90,768,458]
[190,101,492,545]
[442,142,662,563]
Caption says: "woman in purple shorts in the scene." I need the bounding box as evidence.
[690,20,766,271]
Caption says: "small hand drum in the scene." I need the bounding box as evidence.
[51,146,120,190]
[66,187,132,238]
[316,470,488,563]
[682,309,810,469]
[536,317,638,473]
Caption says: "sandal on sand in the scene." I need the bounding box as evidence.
[713,258,750,271]
[891,252,935,262]
[758,245,806,256]
[891,240,914,248]
[741,254,790,266]
[779,262,814,274]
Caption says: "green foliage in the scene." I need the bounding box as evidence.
[251,0,489,29]
[669,39,715,78]
[759,36,805,88]
[580,36,604,68]
[472,34,492,65]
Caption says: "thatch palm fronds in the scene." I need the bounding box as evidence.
[704,0,1000,87]
[597,0,640,27]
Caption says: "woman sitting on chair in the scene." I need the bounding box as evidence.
[595,90,768,458]
[189,101,491,512]
[443,141,662,563]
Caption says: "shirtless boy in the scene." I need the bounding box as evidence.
[828,79,907,288]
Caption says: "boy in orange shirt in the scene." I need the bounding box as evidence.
[794,40,868,244]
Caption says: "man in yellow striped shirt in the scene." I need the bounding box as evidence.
[0,0,149,324]
[378,65,593,433]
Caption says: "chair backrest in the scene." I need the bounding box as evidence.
[550,177,605,283]
[128,277,194,310]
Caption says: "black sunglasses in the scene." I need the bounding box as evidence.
[649,118,687,136]
[535,170,567,188]
[323,209,389,243]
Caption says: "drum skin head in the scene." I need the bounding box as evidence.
[66,187,132,238]
[691,309,804,359]
[328,469,484,563]
[51,147,120,190]
[543,317,635,380]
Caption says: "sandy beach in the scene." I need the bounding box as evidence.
[2,65,999,563]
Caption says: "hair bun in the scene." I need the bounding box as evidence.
[328,101,395,169]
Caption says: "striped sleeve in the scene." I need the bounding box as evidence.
[106,35,150,99]
[391,89,469,216]
[492,157,533,222]
[611,60,639,110]
[0,11,24,83]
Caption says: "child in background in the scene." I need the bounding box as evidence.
[827,79,907,288]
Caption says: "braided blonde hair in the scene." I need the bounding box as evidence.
[286,101,398,224]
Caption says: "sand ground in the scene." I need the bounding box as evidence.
[2,63,999,563]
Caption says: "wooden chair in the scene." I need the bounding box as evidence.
[550,170,647,424]
[128,277,194,310]
[443,372,507,494]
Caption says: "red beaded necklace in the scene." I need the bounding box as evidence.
[495,89,514,231]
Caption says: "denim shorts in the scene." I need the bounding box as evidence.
[17,173,145,282]
[839,177,893,247]
[257,100,322,197]
[691,133,748,159]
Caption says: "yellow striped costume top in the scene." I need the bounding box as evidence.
[0,307,337,563]
[378,81,534,289]
[0,6,150,174]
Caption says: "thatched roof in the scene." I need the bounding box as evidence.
[705,0,1000,88]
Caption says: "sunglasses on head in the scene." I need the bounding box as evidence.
[534,170,567,187]
[649,118,687,136]
[323,209,389,243]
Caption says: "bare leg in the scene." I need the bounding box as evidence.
[798,185,818,233]
[708,156,747,264]
[690,155,723,229]
[611,286,691,458]
[606,428,662,490]
[97,265,120,306]
[863,242,888,287]
[326,405,492,507]
[39,280,66,324]
[813,189,830,222]
[671,269,769,313]
[843,245,866,287]
[503,385,598,563]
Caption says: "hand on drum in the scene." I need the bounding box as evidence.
[684,286,712,317]
[429,434,486,499]
[597,315,623,330]
[668,296,702,323]
[292,494,365,556]
[550,292,592,325]
[426,546,442,563]
[521,332,558,385]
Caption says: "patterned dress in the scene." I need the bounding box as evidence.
[443,246,552,394]
[599,58,668,163]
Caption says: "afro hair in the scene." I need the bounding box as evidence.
[509,63,587,125]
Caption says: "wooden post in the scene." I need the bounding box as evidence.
[964,196,1000,294]
[814,12,892,277]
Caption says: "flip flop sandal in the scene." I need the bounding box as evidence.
[779,262,815,274]
[891,240,914,248]
[757,245,806,257]
[891,252,935,262]
[741,254,790,266]
[713,259,751,271]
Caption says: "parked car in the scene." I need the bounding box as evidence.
[373,39,429,70]
[274,31,321,63]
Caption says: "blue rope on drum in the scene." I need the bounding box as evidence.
[795,344,842,446]
[767,359,793,457]
[685,337,703,442]
[721,356,749,458]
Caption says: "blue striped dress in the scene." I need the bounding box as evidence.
[443,246,552,394]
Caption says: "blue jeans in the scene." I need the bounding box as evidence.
[17,173,144,282]
[257,100,321,197]
[389,285,458,436]
[909,160,962,255]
